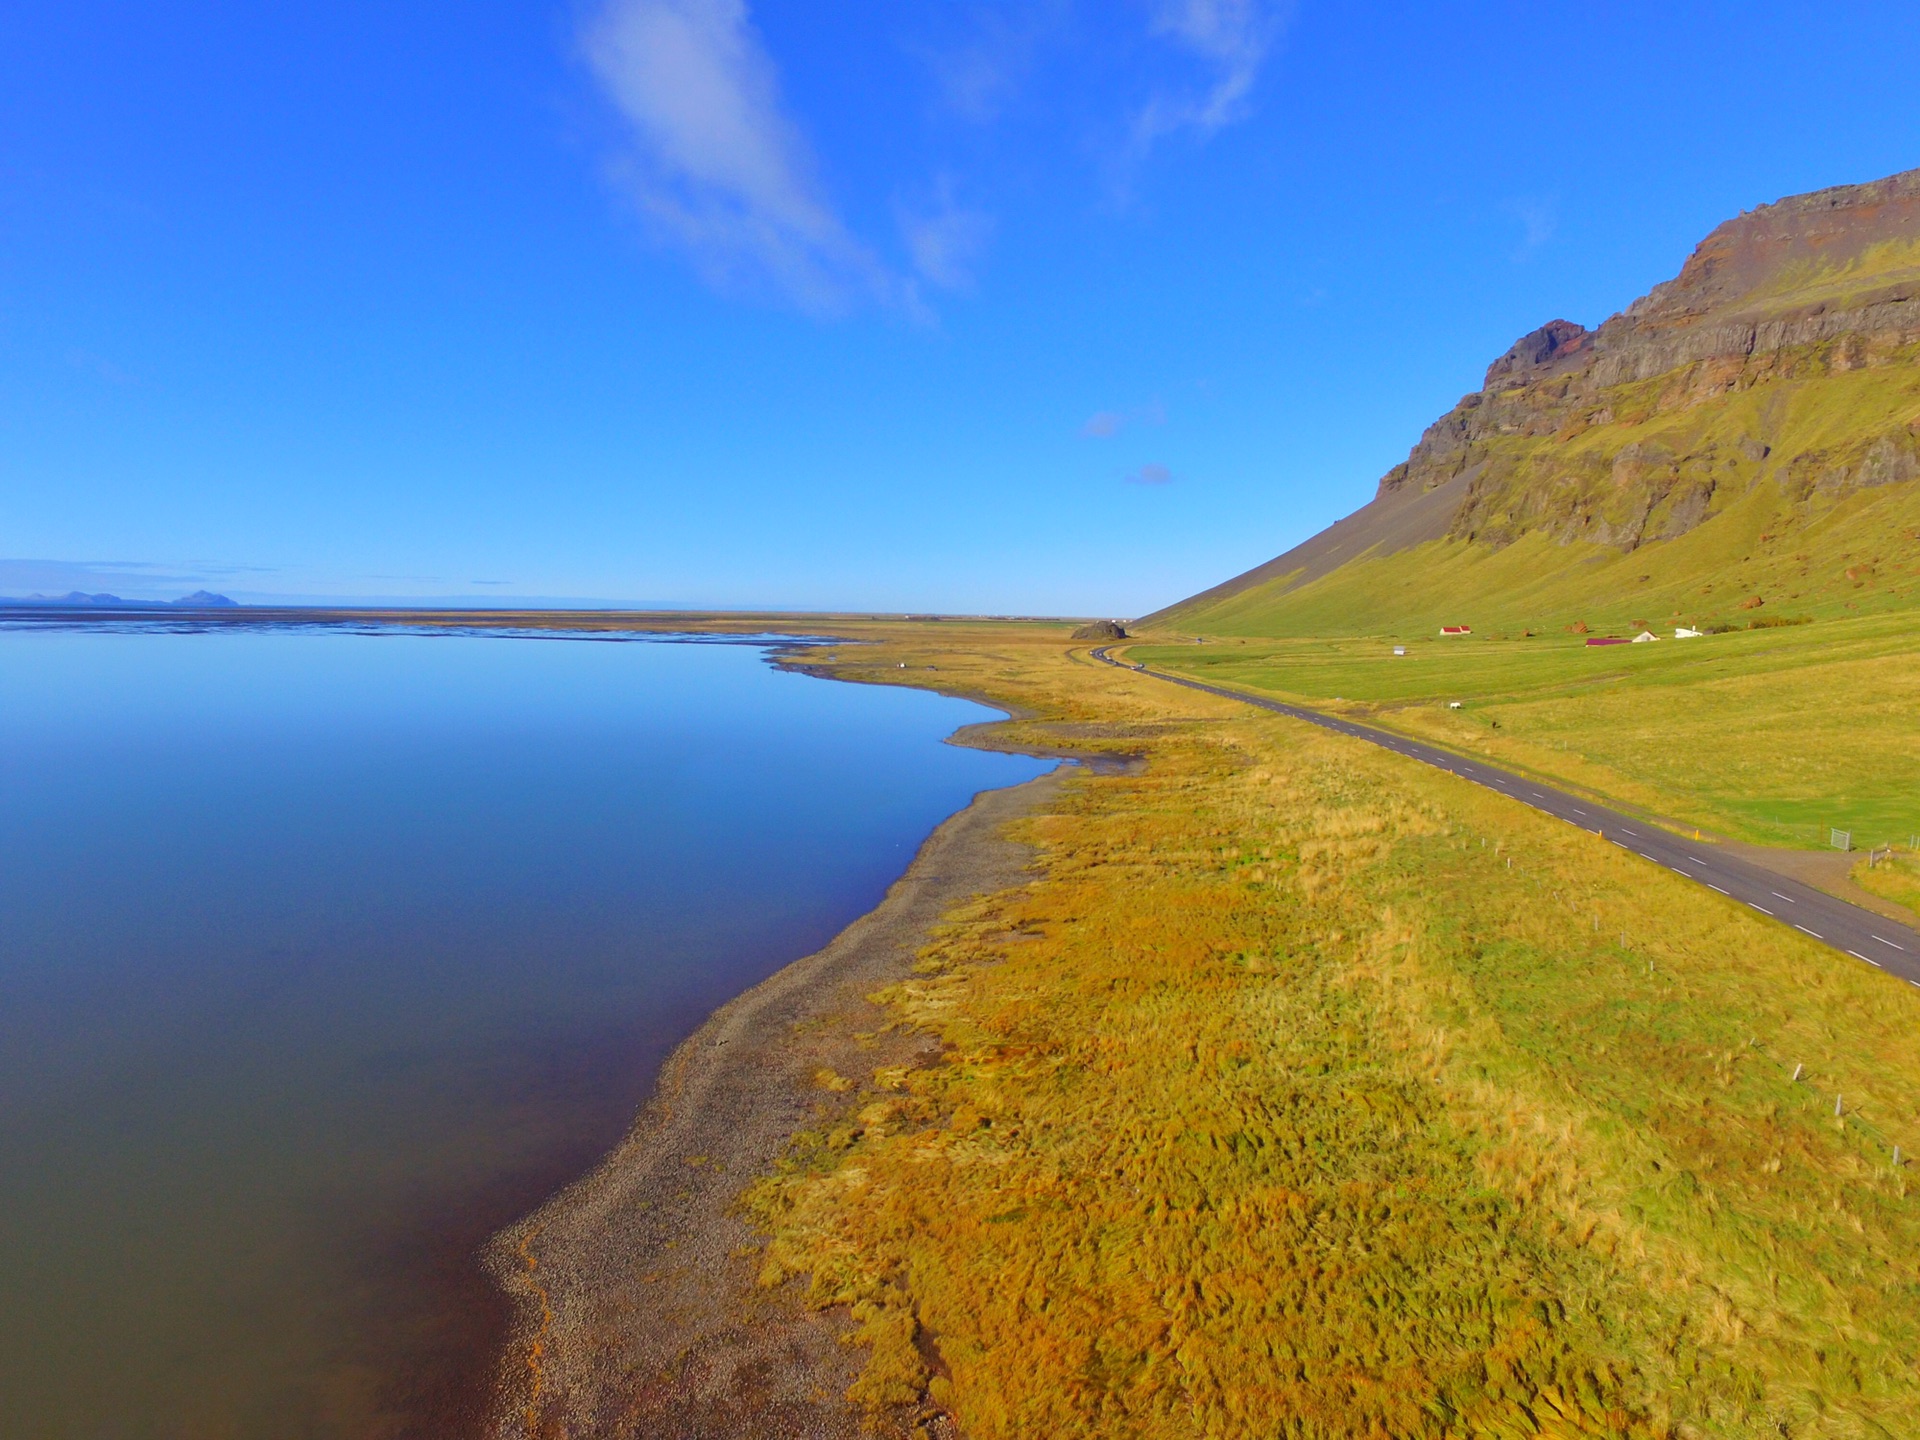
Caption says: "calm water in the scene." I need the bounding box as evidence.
[0,625,1048,1439]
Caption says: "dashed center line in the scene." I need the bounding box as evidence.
[1849,951,1882,966]
[1709,885,1729,895]
[1795,925,1825,940]
[1771,892,1796,904]
[1873,935,1908,952]
[1751,904,1774,916]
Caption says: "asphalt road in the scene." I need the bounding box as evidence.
[1091,646,1920,988]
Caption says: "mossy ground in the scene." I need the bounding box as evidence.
[740,625,1920,1439]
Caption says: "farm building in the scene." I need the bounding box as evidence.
[1585,636,1629,647]
[1675,627,1704,638]
[1439,625,1471,636]
[1631,631,1659,643]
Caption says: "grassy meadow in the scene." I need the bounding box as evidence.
[1128,610,1920,852]
[738,624,1920,1439]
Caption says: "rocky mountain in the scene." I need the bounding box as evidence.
[1151,168,1920,634]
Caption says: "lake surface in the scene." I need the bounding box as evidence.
[0,624,1048,1439]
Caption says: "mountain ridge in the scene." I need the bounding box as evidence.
[1150,167,1920,634]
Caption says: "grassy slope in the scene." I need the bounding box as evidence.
[1857,853,1920,912]
[1136,347,1920,851]
[1160,356,1920,641]
[742,627,1920,1439]
[1129,612,1920,850]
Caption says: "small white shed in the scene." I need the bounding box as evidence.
[1631,631,1660,643]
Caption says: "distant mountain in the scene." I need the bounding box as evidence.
[28,591,131,606]
[1149,167,1920,636]
[2,590,239,609]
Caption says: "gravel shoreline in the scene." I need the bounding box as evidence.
[482,765,1065,1439]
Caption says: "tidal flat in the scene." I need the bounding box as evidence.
[0,621,1046,1439]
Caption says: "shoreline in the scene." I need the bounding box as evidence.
[481,757,1068,1438]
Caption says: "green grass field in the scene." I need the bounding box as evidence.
[1133,610,1920,850]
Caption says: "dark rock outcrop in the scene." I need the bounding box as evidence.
[1071,620,1129,640]
[1482,319,1593,390]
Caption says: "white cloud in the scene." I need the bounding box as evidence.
[899,177,994,289]
[1134,0,1286,151]
[584,0,887,312]
[1081,399,1166,438]
[1506,196,1558,260]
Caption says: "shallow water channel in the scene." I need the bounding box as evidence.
[0,624,1048,1438]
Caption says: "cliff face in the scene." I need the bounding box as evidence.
[1149,167,1920,633]
[1380,169,1920,553]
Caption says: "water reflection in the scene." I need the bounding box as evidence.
[0,626,1048,1438]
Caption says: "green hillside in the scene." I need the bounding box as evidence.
[1144,343,1920,637]
[1148,169,1920,640]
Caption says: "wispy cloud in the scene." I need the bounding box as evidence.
[584,0,889,312]
[1506,195,1558,261]
[0,557,278,600]
[898,176,994,289]
[1081,397,1167,438]
[66,347,138,386]
[915,4,1067,124]
[1134,0,1287,153]
[1126,462,1174,485]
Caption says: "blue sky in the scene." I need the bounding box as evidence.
[3,2,1917,612]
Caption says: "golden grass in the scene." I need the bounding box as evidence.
[739,626,1920,1439]
[1855,852,1920,914]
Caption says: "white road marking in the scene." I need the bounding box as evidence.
[1570,807,1587,816]
[1688,856,1709,865]
[1752,904,1774,916]
[1639,853,1659,861]
[1771,892,1796,904]
[1849,951,1881,966]
[1796,925,1824,939]
[1621,828,1639,836]
[1709,885,1729,895]
[1873,935,1908,952]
